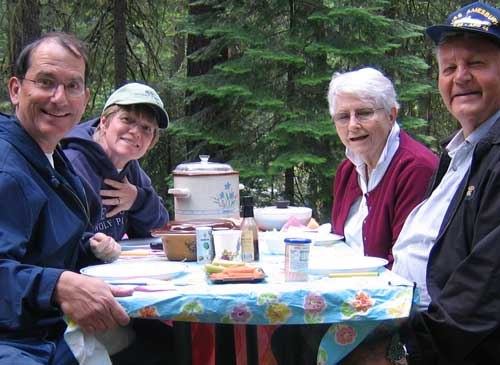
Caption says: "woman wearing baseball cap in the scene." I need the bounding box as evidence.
[62,82,170,244]
[62,82,175,363]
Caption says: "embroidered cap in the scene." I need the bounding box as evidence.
[426,1,500,45]
[103,82,169,129]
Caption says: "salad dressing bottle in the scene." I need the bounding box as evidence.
[240,196,259,261]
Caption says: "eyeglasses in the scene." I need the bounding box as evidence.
[21,77,86,97]
[333,107,385,125]
[117,115,158,137]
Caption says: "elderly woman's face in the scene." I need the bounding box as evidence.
[333,94,396,169]
[98,109,158,169]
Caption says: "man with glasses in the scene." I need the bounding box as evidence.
[0,32,153,365]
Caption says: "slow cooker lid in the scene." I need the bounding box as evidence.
[173,155,234,173]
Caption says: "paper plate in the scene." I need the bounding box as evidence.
[80,261,188,281]
[308,255,388,274]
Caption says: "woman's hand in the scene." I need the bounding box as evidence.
[101,177,138,217]
[90,232,121,262]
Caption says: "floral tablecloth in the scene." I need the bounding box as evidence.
[113,244,416,364]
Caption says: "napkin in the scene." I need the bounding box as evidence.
[280,216,308,231]
[65,320,135,365]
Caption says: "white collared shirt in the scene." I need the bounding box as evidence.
[392,110,500,308]
[45,153,54,168]
[343,123,401,254]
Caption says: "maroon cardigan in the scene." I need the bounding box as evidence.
[331,131,438,268]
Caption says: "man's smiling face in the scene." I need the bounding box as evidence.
[438,36,500,136]
[8,39,89,152]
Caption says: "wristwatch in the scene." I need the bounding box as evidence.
[386,332,409,365]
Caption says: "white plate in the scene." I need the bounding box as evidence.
[80,261,188,281]
[308,255,388,274]
[311,233,344,246]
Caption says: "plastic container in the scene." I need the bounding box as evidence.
[284,238,311,282]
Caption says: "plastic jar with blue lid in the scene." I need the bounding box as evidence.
[284,238,311,281]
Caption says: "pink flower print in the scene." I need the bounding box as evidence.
[230,304,252,323]
[352,292,374,312]
[335,325,356,345]
[304,293,326,314]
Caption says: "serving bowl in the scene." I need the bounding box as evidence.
[157,231,197,261]
[254,205,312,231]
[152,219,235,261]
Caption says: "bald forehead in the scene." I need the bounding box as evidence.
[28,40,86,74]
[26,38,86,81]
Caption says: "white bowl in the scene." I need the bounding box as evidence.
[261,231,288,255]
[254,206,312,231]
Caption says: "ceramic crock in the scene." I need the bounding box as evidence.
[168,155,240,220]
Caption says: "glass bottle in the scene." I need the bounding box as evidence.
[240,196,260,261]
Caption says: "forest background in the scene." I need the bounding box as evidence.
[0,0,485,223]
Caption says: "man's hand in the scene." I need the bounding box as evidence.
[54,271,133,334]
[101,177,138,217]
[90,232,121,262]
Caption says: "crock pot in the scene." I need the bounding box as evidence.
[168,155,241,220]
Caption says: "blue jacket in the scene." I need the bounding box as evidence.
[0,113,99,338]
[61,118,169,240]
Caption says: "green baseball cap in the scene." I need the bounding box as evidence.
[103,82,169,129]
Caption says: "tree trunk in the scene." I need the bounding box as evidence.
[7,0,41,76]
[113,0,127,87]
[185,0,228,161]
[284,168,295,205]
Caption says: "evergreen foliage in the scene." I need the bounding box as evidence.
[0,0,476,222]
[171,0,435,220]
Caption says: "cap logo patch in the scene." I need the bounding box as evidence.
[451,7,498,32]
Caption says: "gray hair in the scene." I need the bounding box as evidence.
[327,67,400,116]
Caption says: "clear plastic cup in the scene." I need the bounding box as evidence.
[212,229,241,261]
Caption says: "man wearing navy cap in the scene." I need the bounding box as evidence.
[340,2,500,365]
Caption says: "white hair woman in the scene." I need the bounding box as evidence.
[272,67,438,365]
[328,67,438,267]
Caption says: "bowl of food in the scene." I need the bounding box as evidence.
[152,219,235,261]
[254,201,312,231]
